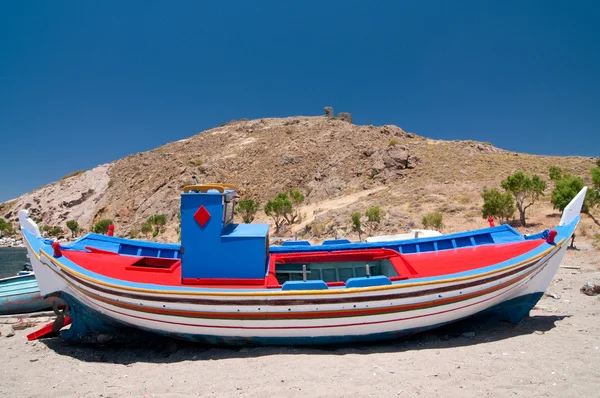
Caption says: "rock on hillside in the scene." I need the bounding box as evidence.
[0,116,597,242]
[1,165,111,232]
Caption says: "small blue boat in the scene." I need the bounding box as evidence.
[0,271,59,315]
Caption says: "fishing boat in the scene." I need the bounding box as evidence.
[18,184,587,345]
[0,270,60,315]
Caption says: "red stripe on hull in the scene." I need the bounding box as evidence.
[73,259,540,321]
[92,275,530,331]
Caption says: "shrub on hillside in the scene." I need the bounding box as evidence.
[548,166,563,183]
[141,221,153,236]
[49,226,63,237]
[66,220,80,238]
[351,211,363,241]
[481,187,516,224]
[143,214,167,237]
[0,218,14,236]
[364,206,384,236]
[308,220,327,237]
[93,219,113,234]
[422,212,444,231]
[237,199,260,223]
[188,158,204,166]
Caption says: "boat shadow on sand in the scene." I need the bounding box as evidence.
[39,314,566,365]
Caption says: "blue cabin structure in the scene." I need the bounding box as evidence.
[180,184,269,284]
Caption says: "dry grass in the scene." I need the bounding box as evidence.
[308,220,327,237]
[593,234,600,250]
[188,158,204,166]
[580,224,590,237]
[60,170,86,180]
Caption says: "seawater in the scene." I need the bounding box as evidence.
[0,247,28,278]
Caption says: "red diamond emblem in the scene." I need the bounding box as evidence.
[193,205,211,227]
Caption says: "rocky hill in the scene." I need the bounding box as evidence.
[1,115,597,243]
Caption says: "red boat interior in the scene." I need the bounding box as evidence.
[60,238,546,289]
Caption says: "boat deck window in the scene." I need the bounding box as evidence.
[275,260,398,285]
[224,200,235,225]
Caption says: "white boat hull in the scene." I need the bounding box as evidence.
[24,240,566,343]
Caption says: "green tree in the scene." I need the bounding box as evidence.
[422,212,445,231]
[351,211,363,241]
[284,190,305,224]
[237,199,261,223]
[585,163,600,226]
[548,166,563,183]
[592,165,600,192]
[264,193,292,234]
[93,219,113,234]
[481,187,516,223]
[0,218,14,237]
[66,220,80,238]
[501,172,546,226]
[364,206,384,236]
[551,174,585,213]
[549,165,600,227]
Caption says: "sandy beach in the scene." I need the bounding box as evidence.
[1,246,599,398]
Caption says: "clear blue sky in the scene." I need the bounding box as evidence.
[1,1,599,202]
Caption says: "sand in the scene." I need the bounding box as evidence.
[1,248,599,398]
